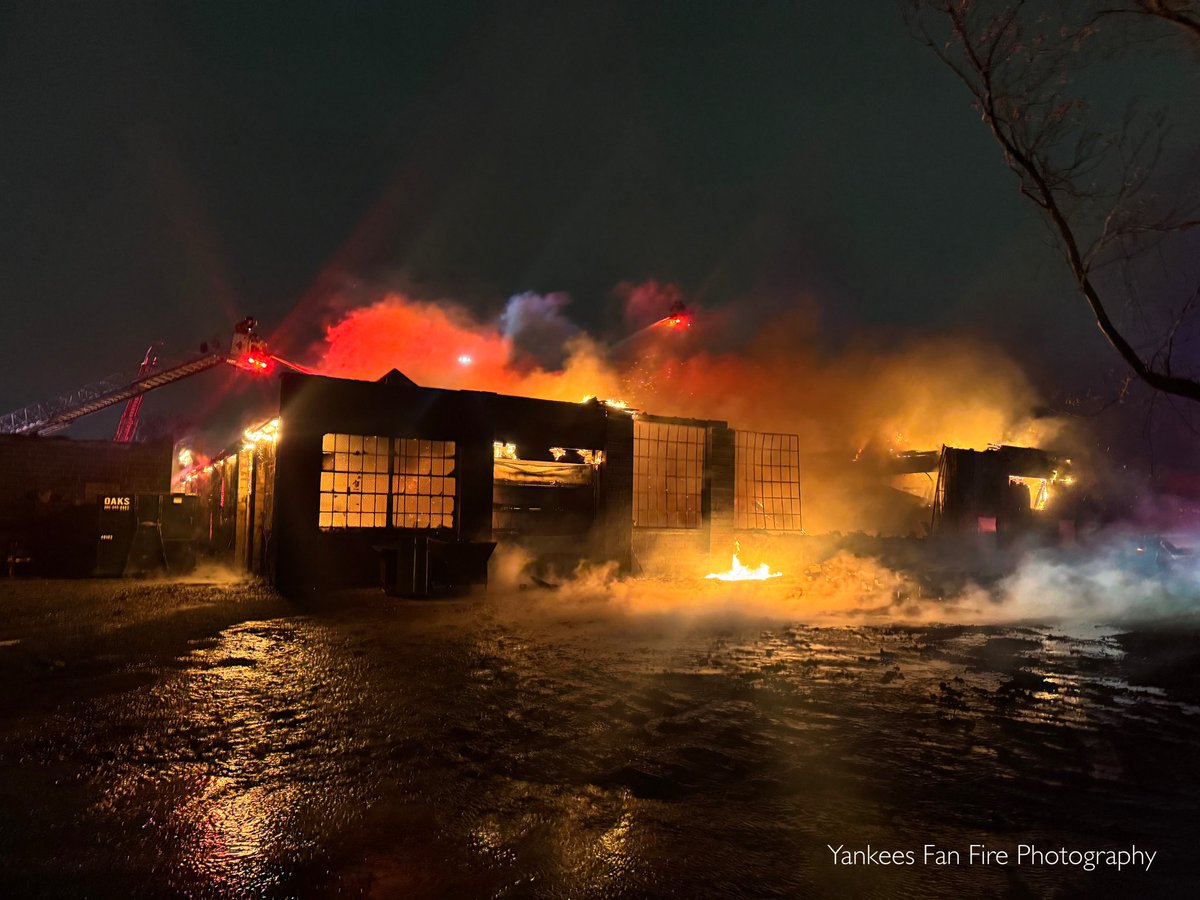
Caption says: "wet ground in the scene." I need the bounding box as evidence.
[1,576,1198,898]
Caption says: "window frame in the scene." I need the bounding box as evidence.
[318,433,458,532]
[734,430,802,532]
[633,420,706,529]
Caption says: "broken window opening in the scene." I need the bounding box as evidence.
[735,430,801,531]
[634,421,704,529]
[318,434,456,531]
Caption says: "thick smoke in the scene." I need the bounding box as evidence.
[309,285,1198,625]
[616,279,683,332]
[499,291,579,369]
[313,284,1064,533]
[315,285,1060,451]
[316,291,620,401]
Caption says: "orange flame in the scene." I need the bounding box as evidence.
[705,552,782,582]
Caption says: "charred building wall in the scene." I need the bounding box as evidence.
[630,421,803,573]
[255,372,803,593]
[0,435,172,575]
[931,445,1077,541]
[184,439,277,576]
[271,372,630,593]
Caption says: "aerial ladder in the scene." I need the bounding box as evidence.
[113,344,161,442]
[0,318,284,438]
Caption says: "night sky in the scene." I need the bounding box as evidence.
[0,2,1193,463]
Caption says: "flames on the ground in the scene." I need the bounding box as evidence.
[706,545,783,582]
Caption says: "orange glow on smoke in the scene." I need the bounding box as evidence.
[313,290,1063,476]
[300,286,1069,534]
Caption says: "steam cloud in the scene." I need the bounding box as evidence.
[489,535,1200,628]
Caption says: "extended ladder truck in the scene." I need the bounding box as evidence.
[0,317,279,438]
[0,318,300,576]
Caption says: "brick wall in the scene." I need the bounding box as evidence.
[707,425,736,555]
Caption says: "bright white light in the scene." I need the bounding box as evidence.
[458,354,473,365]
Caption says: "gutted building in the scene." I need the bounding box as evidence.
[188,371,803,594]
[931,444,1077,541]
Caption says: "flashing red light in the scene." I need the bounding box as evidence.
[236,354,271,373]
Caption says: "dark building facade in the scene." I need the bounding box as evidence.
[271,371,635,592]
[189,371,803,593]
[931,445,1077,541]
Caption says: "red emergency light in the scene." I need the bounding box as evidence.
[233,352,272,373]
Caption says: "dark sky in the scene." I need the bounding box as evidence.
[0,1,1194,459]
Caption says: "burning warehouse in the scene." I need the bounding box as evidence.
[931,444,1079,542]
[0,313,1085,588]
[178,369,804,595]
[2,340,1089,589]
[0,315,808,587]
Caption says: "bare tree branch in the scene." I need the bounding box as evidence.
[908,0,1200,404]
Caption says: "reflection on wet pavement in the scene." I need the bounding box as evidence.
[2,587,1198,898]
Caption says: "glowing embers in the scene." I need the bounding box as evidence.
[706,544,782,582]
[494,441,518,460]
[579,395,630,410]
[549,447,605,466]
[1009,468,1074,512]
[243,417,280,449]
[178,452,232,493]
[1009,476,1050,511]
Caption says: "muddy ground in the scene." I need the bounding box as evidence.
[0,575,1198,898]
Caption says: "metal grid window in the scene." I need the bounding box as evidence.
[735,431,802,530]
[320,434,390,529]
[393,438,456,529]
[634,420,705,528]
